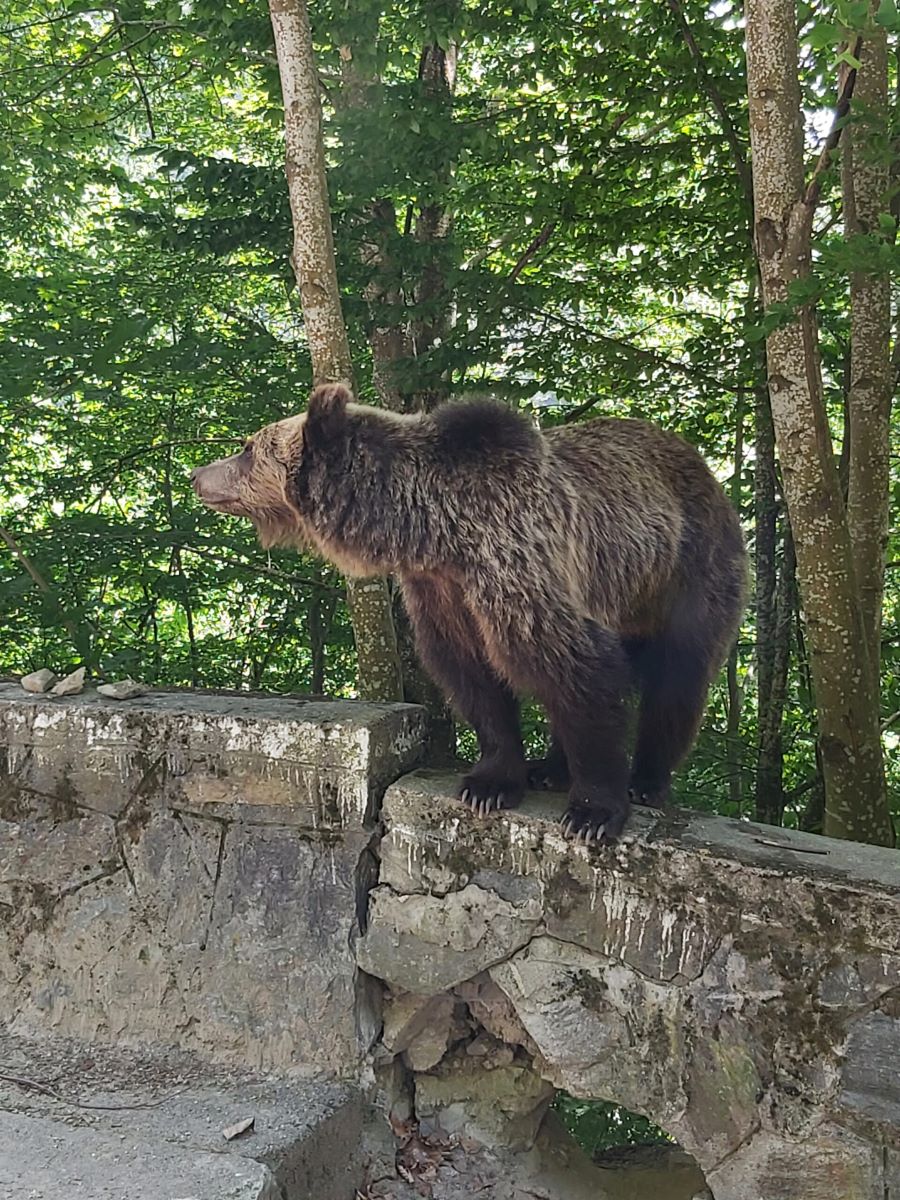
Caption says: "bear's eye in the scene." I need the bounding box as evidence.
[236,441,254,475]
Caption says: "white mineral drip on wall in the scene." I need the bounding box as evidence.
[165,749,189,777]
[4,745,30,774]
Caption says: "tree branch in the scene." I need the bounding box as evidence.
[22,25,175,105]
[533,306,745,394]
[802,37,863,212]
[179,544,341,593]
[112,7,156,139]
[0,526,54,595]
[0,526,80,642]
[666,0,754,210]
[507,222,556,282]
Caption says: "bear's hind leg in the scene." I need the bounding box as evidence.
[629,626,714,808]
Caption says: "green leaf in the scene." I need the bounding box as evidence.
[874,0,900,29]
[834,48,862,68]
[804,20,841,47]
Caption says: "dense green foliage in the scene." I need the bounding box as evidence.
[1,0,898,828]
[553,1091,671,1156]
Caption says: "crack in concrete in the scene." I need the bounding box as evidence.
[200,822,228,953]
[172,810,216,883]
[114,827,140,898]
[370,881,722,990]
[57,863,126,903]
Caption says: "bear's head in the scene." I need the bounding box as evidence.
[191,382,350,548]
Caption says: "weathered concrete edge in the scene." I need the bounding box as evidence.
[0,683,427,774]
[0,686,428,828]
[0,1028,367,1200]
[381,768,900,899]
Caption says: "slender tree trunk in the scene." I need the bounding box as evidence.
[843,27,892,682]
[754,377,777,787]
[308,587,336,695]
[753,313,796,828]
[336,12,458,749]
[745,0,892,844]
[756,521,796,825]
[725,390,746,812]
[411,25,458,411]
[268,0,403,701]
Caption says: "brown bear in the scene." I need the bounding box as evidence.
[192,384,747,842]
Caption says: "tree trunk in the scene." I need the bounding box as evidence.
[843,26,892,683]
[411,28,458,411]
[336,14,458,748]
[744,0,892,844]
[753,377,778,799]
[268,0,403,701]
[725,390,745,812]
[756,520,795,825]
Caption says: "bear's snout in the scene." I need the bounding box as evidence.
[191,459,238,509]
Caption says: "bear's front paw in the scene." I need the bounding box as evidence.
[459,762,526,818]
[560,785,630,844]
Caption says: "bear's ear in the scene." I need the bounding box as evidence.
[305,382,351,449]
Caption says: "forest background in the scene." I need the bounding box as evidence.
[1,0,898,845]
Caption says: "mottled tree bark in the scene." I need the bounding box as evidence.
[745,0,892,844]
[843,27,892,682]
[411,28,458,412]
[268,0,403,701]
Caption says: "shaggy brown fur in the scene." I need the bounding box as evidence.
[192,384,747,841]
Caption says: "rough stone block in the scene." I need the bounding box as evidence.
[358,882,542,993]
[0,685,425,827]
[358,770,900,1183]
[415,1048,555,1150]
[707,1126,883,1200]
[0,688,424,1074]
[382,990,459,1072]
[840,1011,900,1125]
[490,937,687,1131]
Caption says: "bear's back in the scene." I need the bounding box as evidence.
[541,416,744,631]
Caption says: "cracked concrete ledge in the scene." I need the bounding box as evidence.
[0,684,426,827]
[0,1029,363,1200]
[356,770,900,1200]
[0,686,425,1075]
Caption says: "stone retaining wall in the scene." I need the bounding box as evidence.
[357,770,900,1200]
[0,685,425,1075]
[3,688,900,1199]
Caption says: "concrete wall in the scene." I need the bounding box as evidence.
[3,687,900,1199]
[357,771,900,1200]
[0,684,425,1076]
